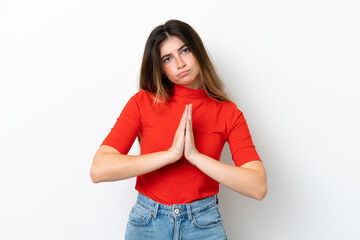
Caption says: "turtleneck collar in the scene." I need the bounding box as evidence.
[173,84,207,99]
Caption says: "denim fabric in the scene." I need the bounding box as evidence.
[125,192,227,240]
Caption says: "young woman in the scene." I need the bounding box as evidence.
[90,19,267,240]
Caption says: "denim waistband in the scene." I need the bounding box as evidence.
[135,192,218,220]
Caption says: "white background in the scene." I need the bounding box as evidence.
[1,0,359,239]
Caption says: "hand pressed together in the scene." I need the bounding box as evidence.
[168,104,199,164]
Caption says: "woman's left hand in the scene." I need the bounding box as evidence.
[182,104,267,200]
[184,104,199,164]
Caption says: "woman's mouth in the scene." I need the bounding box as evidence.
[177,70,190,77]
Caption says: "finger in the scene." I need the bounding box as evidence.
[178,105,188,132]
[188,104,192,124]
[182,104,188,117]
[187,104,192,132]
[183,104,188,125]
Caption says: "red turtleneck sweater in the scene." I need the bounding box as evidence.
[101,84,261,204]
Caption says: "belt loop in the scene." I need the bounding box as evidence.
[186,204,192,221]
[215,194,219,204]
[152,202,159,219]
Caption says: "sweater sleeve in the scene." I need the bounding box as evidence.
[100,93,141,154]
[227,103,261,167]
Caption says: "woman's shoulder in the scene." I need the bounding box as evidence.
[209,98,241,112]
[130,89,156,102]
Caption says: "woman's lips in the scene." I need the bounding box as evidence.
[177,70,190,77]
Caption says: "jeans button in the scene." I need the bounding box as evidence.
[174,208,180,214]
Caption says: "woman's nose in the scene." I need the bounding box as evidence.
[176,57,186,69]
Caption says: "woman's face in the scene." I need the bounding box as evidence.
[159,36,201,89]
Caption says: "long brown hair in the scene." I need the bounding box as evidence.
[139,19,232,103]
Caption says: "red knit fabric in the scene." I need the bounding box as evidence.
[101,84,261,204]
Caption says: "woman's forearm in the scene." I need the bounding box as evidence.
[190,153,267,200]
[90,150,175,183]
[91,106,189,184]
[184,104,267,200]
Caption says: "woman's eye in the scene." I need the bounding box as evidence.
[182,48,190,54]
[163,57,172,63]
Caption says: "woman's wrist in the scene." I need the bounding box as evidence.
[186,151,201,165]
[166,148,182,163]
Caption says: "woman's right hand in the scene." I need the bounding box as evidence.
[91,105,190,183]
[167,105,188,163]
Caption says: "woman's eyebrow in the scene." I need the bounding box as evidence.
[161,44,187,59]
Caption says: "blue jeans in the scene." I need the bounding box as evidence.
[125,192,227,240]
